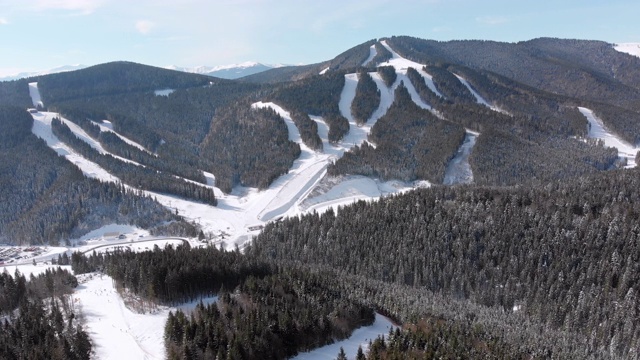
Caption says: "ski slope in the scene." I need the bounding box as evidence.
[579,107,639,167]
[92,120,156,155]
[378,40,443,98]
[74,273,218,360]
[292,313,396,360]
[614,43,640,58]
[443,130,478,185]
[454,74,491,107]
[362,44,377,66]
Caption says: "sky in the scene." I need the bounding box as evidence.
[0,0,639,76]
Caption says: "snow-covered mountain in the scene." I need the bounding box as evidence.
[166,61,280,79]
[0,64,87,81]
[614,43,640,58]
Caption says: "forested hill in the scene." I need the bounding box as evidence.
[250,167,640,358]
[0,106,196,244]
[36,61,217,103]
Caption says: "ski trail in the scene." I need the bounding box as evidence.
[362,44,377,66]
[579,107,638,168]
[28,82,44,108]
[443,130,478,185]
[378,40,444,98]
[92,120,156,156]
[453,74,492,107]
[251,102,331,221]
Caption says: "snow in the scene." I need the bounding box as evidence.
[92,120,155,155]
[24,63,430,256]
[31,111,121,182]
[88,239,185,255]
[362,44,377,66]
[154,89,174,96]
[378,40,444,98]
[28,82,44,108]
[453,74,490,106]
[74,274,217,360]
[292,313,396,360]
[2,265,72,278]
[579,107,639,167]
[319,67,330,75]
[614,43,640,58]
[443,130,478,185]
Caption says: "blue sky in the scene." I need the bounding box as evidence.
[0,0,638,76]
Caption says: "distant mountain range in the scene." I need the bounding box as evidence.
[0,64,88,81]
[165,61,283,79]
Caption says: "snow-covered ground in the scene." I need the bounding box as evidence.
[614,43,640,58]
[454,74,491,107]
[28,82,44,108]
[154,89,174,96]
[74,273,218,360]
[292,313,396,360]
[443,130,478,185]
[92,120,156,155]
[378,40,443,98]
[579,107,639,167]
[362,44,377,66]
[2,264,72,278]
[31,111,122,182]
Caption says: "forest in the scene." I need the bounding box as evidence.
[0,268,91,359]
[0,106,194,244]
[329,84,465,183]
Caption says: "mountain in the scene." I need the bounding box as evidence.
[0,37,638,245]
[166,61,278,79]
[0,64,87,81]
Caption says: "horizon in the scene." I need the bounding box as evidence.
[1,0,639,77]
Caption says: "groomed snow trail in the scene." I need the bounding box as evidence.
[251,102,332,221]
[453,74,491,107]
[92,120,155,155]
[579,107,639,167]
[75,274,218,360]
[362,44,377,66]
[28,82,44,108]
[378,40,443,98]
[443,130,478,185]
[291,313,396,360]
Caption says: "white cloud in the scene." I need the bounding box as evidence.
[135,20,155,34]
[0,17,8,25]
[476,15,509,25]
[32,0,105,15]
